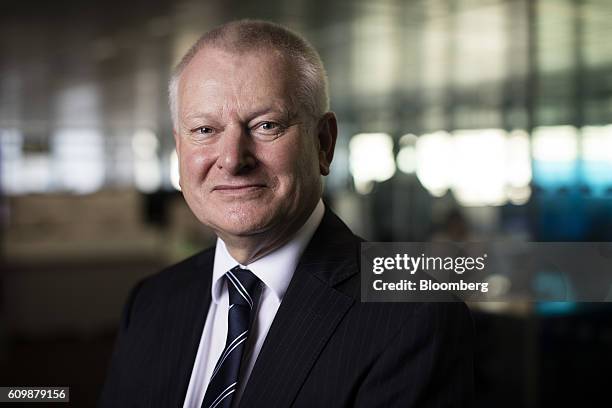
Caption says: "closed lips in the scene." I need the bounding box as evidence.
[213,184,266,190]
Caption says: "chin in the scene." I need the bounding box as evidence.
[208,207,278,237]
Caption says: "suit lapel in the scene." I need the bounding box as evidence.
[161,250,214,406]
[239,209,360,407]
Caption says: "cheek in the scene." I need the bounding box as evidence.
[265,139,319,190]
[179,146,215,183]
[260,142,299,174]
[293,136,321,175]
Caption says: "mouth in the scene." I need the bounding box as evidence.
[212,183,267,192]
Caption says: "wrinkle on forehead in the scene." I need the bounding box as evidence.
[178,47,300,123]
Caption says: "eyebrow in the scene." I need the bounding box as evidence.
[181,106,294,123]
[182,111,220,123]
[245,106,296,122]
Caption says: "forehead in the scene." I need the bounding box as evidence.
[178,46,298,115]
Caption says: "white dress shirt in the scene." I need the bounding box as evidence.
[183,199,325,408]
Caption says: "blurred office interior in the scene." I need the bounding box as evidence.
[1,0,612,406]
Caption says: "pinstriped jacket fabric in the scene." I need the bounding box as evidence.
[99,208,474,407]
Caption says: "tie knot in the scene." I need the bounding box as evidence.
[225,267,260,309]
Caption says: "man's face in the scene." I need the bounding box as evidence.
[174,47,332,244]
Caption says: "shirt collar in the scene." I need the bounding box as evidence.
[211,199,325,304]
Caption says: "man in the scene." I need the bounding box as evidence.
[100,20,473,408]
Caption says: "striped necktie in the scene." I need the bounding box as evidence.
[201,266,261,408]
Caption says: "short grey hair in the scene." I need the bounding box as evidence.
[168,19,330,130]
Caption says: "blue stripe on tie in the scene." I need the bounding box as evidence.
[209,331,248,381]
[226,271,253,308]
[207,382,237,408]
[211,330,247,373]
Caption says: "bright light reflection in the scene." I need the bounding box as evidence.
[415,131,452,197]
[582,125,612,162]
[451,129,507,206]
[397,134,418,174]
[506,130,532,188]
[132,129,161,193]
[397,147,417,174]
[532,126,578,162]
[53,128,105,194]
[349,133,396,194]
[507,185,532,205]
[581,125,612,190]
[23,154,53,193]
[0,129,24,194]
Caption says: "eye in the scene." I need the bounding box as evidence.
[194,126,214,134]
[187,126,216,143]
[258,122,279,131]
[251,121,286,141]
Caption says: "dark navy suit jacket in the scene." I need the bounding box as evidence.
[100,209,474,407]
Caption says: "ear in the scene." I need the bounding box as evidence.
[316,112,338,176]
[173,129,180,151]
[173,130,182,160]
[173,130,183,189]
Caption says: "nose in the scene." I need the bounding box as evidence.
[216,124,256,174]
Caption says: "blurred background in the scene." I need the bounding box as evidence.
[1,0,612,406]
